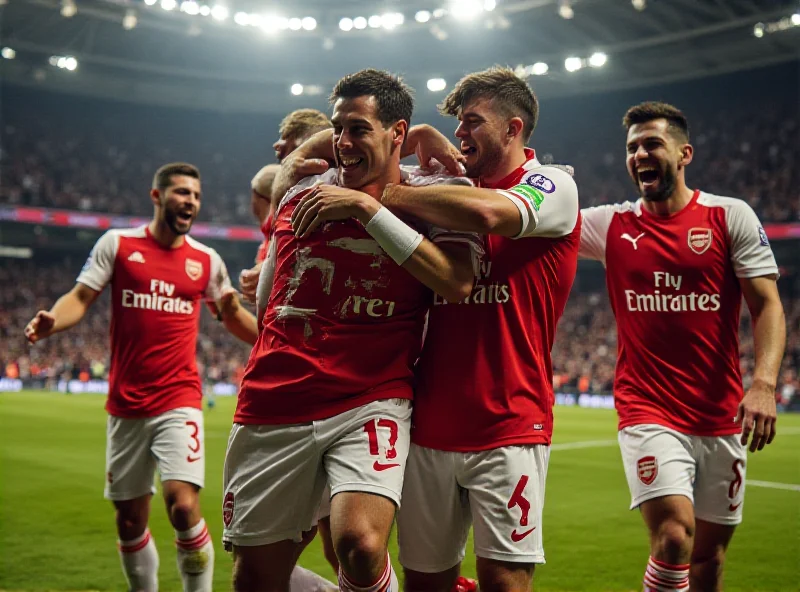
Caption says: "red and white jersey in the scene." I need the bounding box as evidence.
[580,190,779,436]
[255,216,272,264]
[77,226,235,418]
[235,168,484,425]
[412,149,581,451]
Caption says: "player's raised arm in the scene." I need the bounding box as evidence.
[25,283,101,343]
[206,251,259,345]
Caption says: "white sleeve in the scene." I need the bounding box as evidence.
[495,166,579,239]
[725,201,779,279]
[256,238,277,322]
[205,250,236,301]
[76,231,118,292]
[579,205,617,264]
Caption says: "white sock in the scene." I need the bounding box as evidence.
[290,566,339,592]
[644,556,690,592]
[118,529,159,592]
[175,518,214,592]
[338,553,396,592]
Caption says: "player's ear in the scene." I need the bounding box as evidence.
[679,143,694,168]
[149,188,162,206]
[392,120,408,148]
[507,117,524,143]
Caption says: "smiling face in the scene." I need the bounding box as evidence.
[626,118,692,202]
[454,96,511,181]
[331,95,406,190]
[155,175,201,235]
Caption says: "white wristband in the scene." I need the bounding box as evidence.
[364,206,423,265]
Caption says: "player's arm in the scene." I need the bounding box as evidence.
[382,166,579,239]
[25,283,101,343]
[292,185,478,302]
[579,205,617,262]
[216,292,259,346]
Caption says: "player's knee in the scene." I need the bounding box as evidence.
[335,527,386,576]
[476,559,534,592]
[113,500,149,538]
[168,497,199,530]
[655,519,694,560]
[691,544,727,579]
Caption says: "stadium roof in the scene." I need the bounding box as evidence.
[1,0,799,113]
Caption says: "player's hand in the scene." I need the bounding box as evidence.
[735,379,778,452]
[24,310,56,344]
[292,185,380,238]
[407,124,466,176]
[282,152,331,187]
[239,262,263,304]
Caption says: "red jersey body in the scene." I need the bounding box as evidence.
[255,216,272,264]
[77,226,234,418]
[236,168,483,425]
[412,150,581,450]
[580,190,779,436]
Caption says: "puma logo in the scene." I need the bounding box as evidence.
[621,232,645,250]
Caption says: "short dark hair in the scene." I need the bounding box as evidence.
[623,102,690,142]
[278,109,332,142]
[330,69,414,128]
[152,162,200,191]
[439,66,539,143]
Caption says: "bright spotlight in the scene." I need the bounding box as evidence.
[161,0,177,11]
[199,5,211,16]
[381,12,403,29]
[427,78,447,92]
[353,16,367,29]
[368,15,382,28]
[61,0,77,18]
[753,23,765,37]
[484,0,497,10]
[433,8,447,18]
[339,17,354,31]
[792,13,800,26]
[558,0,574,19]
[288,17,302,30]
[415,10,431,22]
[181,1,199,15]
[122,9,138,29]
[291,83,304,96]
[564,56,583,72]
[277,17,290,30]
[1,47,16,59]
[234,12,250,25]
[64,56,78,71]
[632,0,646,10]
[532,62,549,75]
[302,17,317,30]
[210,5,229,21]
[588,52,607,67]
[450,0,483,20]
[144,0,157,5]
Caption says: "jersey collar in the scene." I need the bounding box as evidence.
[479,148,539,189]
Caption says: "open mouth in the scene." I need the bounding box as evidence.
[339,155,364,171]
[177,210,194,223]
[637,167,659,186]
[461,145,477,157]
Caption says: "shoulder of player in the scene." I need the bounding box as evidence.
[696,191,755,216]
[184,235,221,261]
[402,165,474,188]
[512,165,577,200]
[278,169,339,210]
[96,226,147,252]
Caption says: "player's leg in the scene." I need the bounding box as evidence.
[324,398,413,591]
[397,444,470,592]
[223,421,326,591]
[689,434,746,590]
[106,414,160,591]
[151,408,213,591]
[317,486,341,573]
[619,425,697,592]
[466,445,548,592]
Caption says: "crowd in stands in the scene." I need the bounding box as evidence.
[2,256,798,407]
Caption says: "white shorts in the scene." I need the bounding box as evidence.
[316,484,332,521]
[618,424,746,525]
[105,407,205,501]
[397,443,550,573]
[222,398,412,547]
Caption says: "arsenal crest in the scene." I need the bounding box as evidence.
[185,258,203,281]
[637,456,658,485]
[222,491,234,527]
[687,228,713,255]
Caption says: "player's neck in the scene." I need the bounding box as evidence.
[360,166,402,201]
[642,184,695,216]
[148,220,185,249]
[480,146,527,186]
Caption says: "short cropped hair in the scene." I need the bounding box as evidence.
[623,101,690,142]
[439,66,539,143]
[152,163,200,191]
[330,68,414,128]
[278,109,332,142]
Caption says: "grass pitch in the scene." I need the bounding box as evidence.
[0,392,797,591]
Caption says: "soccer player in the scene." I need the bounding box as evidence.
[221,69,483,592]
[24,163,260,592]
[375,67,579,591]
[579,102,785,591]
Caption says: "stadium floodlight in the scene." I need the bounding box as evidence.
[368,15,382,28]
[302,17,317,30]
[427,78,447,92]
[588,52,607,67]
[233,12,249,25]
[792,13,800,26]
[161,0,177,11]
[122,9,138,29]
[291,83,304,96]
[558,0,574,19]
[564,56,583,72]
[199,5,211,16]
[339,17,354,31]
[632,0,646,10]
[381,12,404,29]
[753,22,765,37]
[64,56,78,71]
[353,16,367,29]
[181,1,199,15]
[450,0,483,20]
[61,0,77,18]
[210,4,229,21]
[277,17,290,30]
[484,0,497,10]
[1,47,15,59]
[532,61,549,75]
[288,17,302,30]
[144,0,157,5]
[415,10,431,23]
